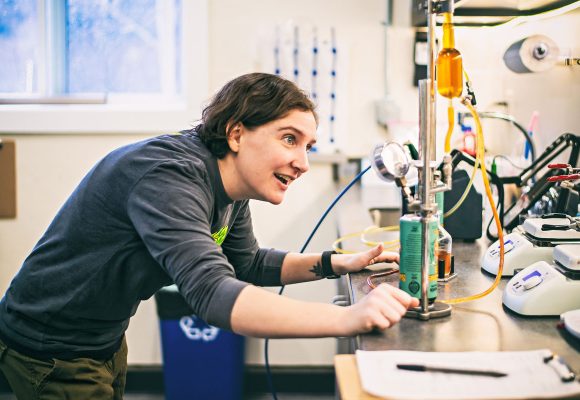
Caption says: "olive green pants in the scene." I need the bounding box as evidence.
[0,337,127,400]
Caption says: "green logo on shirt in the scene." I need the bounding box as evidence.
[212,226,228,246]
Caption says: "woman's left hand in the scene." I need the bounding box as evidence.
[332,244,399,275]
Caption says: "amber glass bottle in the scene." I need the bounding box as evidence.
[437,13,462,99]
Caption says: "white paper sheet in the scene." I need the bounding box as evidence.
[356,349,580,400]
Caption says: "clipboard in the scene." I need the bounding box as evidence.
[0,139,17,218]
[355,349,580,400]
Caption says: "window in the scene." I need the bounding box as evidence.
[0,0,39,94]
[66,0,182,96]
[0,0,208,133]
[1,0,182,103]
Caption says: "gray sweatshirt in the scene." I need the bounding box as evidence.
[0,132,286,360]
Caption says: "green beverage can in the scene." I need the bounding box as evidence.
[399,214,438,301]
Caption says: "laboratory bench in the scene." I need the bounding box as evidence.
[335,186,579,372]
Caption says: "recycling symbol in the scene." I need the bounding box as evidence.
[179,316,220,342]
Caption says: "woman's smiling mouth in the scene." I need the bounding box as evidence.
[274,173,294,185]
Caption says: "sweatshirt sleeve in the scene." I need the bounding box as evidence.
[126,161,247,329]
[222,200,287,286]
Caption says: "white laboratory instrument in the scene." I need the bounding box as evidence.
[502,244,580,316]
[482,215,580,276]
[560,309,580,340]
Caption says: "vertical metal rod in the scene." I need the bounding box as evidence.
[427,0,435,82]
[418,0,438,314]
[428,3,437,162]
[418,79,431,313]
[406,1,452,321]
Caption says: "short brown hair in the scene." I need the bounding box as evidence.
[195,73,317,158]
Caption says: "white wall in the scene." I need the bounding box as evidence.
[207,0,390,155]
[0,0,578,367]
[451,10,580,156]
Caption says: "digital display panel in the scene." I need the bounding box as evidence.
[523,270,541,281]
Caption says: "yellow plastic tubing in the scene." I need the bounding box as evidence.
[441,99,505,304]
[440,11,461,160]
[332,226,399,254]
[443,69,481,219]
[444,69,470,152]
[439,13,474,220]
[444,101,455,153]
[332,99,504,304]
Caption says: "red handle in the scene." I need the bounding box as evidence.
[547,174,580,182]
[548,163,570,169]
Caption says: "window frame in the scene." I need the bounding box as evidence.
[0,0,208,135]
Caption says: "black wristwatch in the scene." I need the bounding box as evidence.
[321,250,340,279]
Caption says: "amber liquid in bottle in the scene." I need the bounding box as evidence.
[437,48,462,99]
[437,15,463,99]
[437,249,452,278]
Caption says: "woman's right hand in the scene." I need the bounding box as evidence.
[341,283,419,335]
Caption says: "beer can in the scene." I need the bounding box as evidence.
[399,214,438,301]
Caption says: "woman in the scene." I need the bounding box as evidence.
[0,73,417,399]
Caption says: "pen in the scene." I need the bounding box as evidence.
[396,363,508,378]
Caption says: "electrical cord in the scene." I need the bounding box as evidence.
[264,165,371,400]
[443,157,480,219]
[492,154,527,171]
[366,269,399,289]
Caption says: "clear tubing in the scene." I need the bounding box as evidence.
[437,224,453,277]
[443,157,479,218]
[438,225,452,254]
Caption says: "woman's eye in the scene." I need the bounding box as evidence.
[283,135,296,145]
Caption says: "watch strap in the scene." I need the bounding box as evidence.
[321,250,339,279]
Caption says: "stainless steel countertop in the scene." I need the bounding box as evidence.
[337,187,579,371]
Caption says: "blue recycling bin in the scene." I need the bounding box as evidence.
[155,285,245,400]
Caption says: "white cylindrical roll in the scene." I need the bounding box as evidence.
[503,35,559,73]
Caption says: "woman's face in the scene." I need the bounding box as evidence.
[230,109,317,204]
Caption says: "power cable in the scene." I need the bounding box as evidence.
[264,165,371,400]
